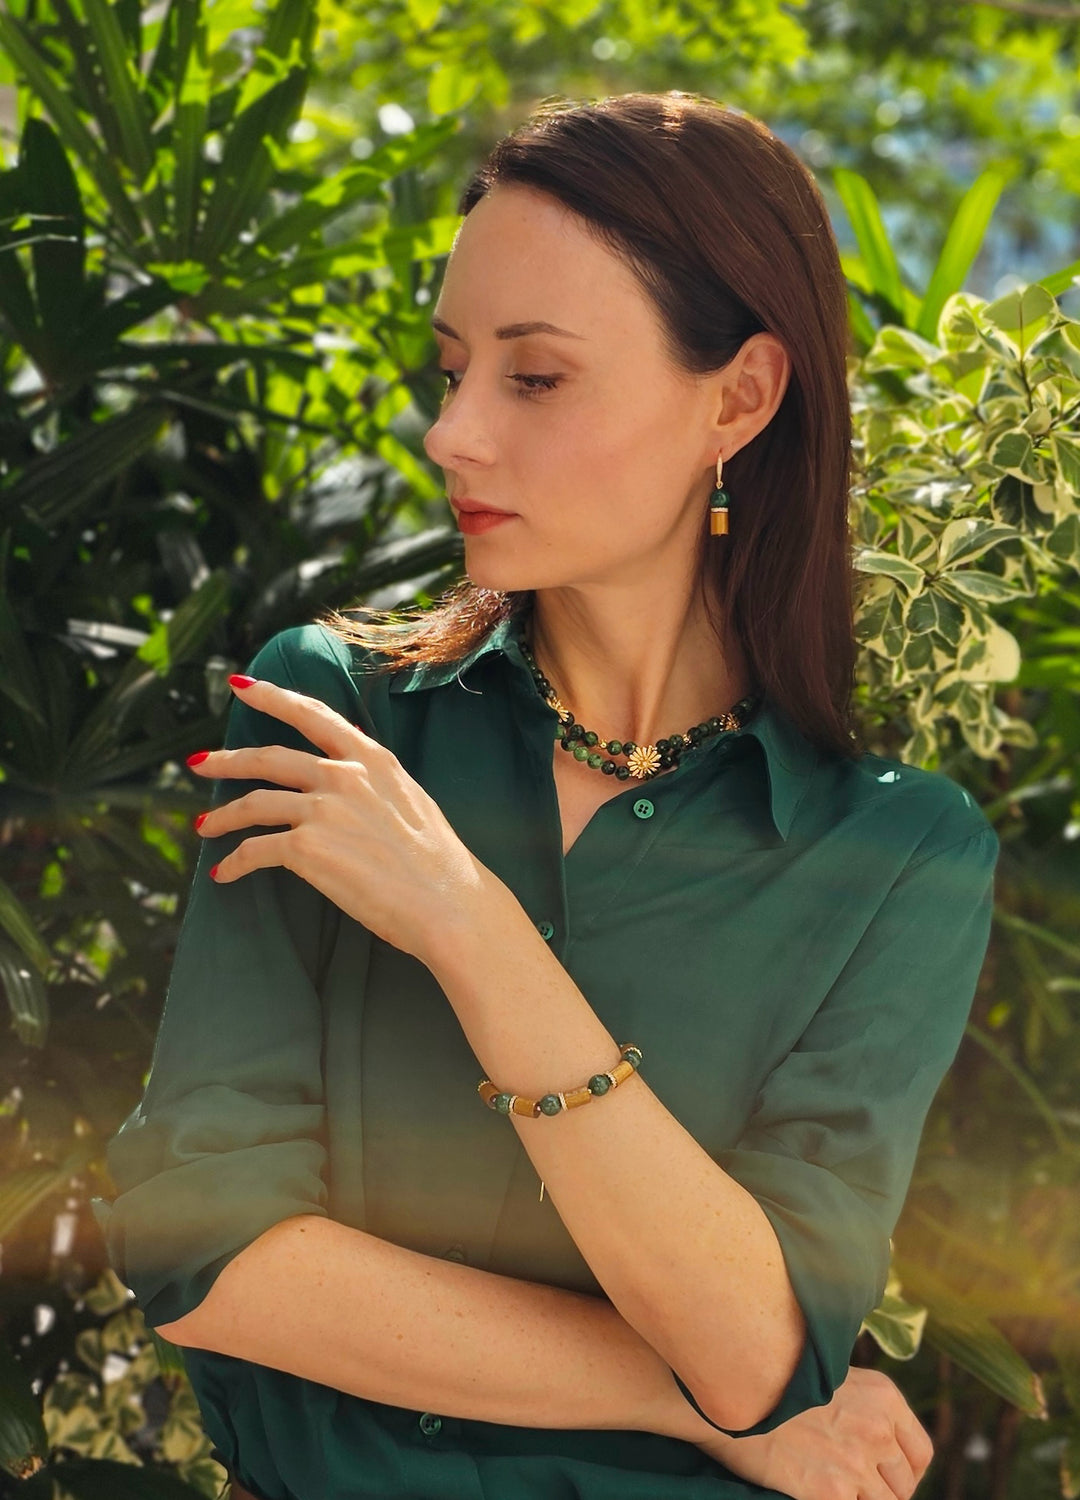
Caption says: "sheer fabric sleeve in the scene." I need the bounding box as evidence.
[91,626,361,1331]
[670,815,999,1437]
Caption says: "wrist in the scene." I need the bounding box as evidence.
[651,1372,741,1451]
[422,860,521,979]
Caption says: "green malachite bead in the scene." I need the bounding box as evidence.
[539,1094,563,1115]
[589,1074,612,1094]
[493,1094,513,1113]
[622,1047,643,1067]
[520,620,760,784]
[711,486,730,509]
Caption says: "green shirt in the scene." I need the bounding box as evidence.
[92,608,999,1500]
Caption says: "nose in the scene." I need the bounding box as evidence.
[422,373,497,473]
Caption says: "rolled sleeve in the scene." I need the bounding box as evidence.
[672,815,999,1437]
[91,627,354,1331]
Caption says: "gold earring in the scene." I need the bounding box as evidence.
[709,454,730,536]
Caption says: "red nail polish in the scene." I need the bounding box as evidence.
[187,750,211,767]
[194,812,209,830]
[209,862,219,880]
[229,674,257,689]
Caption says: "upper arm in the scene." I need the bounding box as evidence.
[91,625,368,1332]
[671,811,1000,1436]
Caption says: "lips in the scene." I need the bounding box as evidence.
[452,498,515,515]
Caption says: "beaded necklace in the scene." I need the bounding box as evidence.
[518,625,762,782]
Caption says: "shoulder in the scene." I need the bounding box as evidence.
[817,746,999,873]
[241,622,397,733]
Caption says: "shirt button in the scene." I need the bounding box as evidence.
[536,919,554,940]
[632,798,654,819]
[442,1245,467,1263]
[419,1412,443,1436]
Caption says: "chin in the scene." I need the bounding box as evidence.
[463,558,543,592]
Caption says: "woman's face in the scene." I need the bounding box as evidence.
[422,183,736,597]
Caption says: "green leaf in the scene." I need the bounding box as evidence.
[0,1145,98,1239]
[171,3,211,259]
[428,60,481,115]
[0,172,41,354]
[916,169,1010,344]
[904,587,965,646]
[862,1290,927,1361]
[853,547,925,593]
[197,67,308,263]
[938,517,1018,568]
[894,1258,1047,1418]
[0,1335,49,1479]
[20,117,86,350]
[0,10,142,244]
[832,167,907,323]
[990,429,1044,483]
[937,570,1023,604]
[0,937,49,1049]
[982,282,1058,355]
[80,0,157,187]
[1049,431,1080,500]
[0,875,53,975]
[0,403,170,528]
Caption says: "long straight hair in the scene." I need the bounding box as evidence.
[318,91,862,761]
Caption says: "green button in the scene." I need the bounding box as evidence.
[443,1245,467,1263]
[632,798,654,819]
[537,919,554,940]
[419,1412,442,1435]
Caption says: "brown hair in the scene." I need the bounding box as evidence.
[318,91,862,761]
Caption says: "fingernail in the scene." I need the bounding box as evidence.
[193,811,209,830]
[187,750,211,767]
[209,862,220,880]
[229,675,257,689]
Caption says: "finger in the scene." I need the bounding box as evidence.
[857,1467,910,1500]
[210,830,295,883]
[196,788,309,838]
[228,675,369,760]
[892,1409,934,1483]
[189,743,336,792]
[876,1444,918,1499]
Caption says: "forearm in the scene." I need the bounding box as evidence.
[427,871,805,1431]
[155,1213,731,1445]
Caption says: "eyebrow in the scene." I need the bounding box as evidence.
[431,316,587,342]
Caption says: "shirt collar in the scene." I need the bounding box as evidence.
[387,609,818,841]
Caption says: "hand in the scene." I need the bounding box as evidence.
[691,1367,934,1500]
[187,674,495,970]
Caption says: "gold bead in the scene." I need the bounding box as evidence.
[710,509,729,536]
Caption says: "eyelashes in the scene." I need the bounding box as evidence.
[438,370,561,401]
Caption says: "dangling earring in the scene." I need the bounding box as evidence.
[709,453,730,536]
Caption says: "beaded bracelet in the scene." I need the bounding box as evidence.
[477,1043,644,1118]
[478,1044,645,1202]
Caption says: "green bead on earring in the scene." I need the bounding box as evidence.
[710,452,730,536]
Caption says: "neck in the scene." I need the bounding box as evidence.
[522,586,753,750]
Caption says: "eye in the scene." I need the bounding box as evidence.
[437,369,561,401]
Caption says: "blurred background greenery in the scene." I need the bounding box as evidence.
[0,0,1078,1495]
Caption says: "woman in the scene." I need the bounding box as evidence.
[93,93,998,1500]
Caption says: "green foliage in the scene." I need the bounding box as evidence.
[851,282,1080,765]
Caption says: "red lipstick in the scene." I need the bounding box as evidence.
[451,497,518,534]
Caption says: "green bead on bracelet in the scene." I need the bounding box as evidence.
[477,1044,644,1119]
